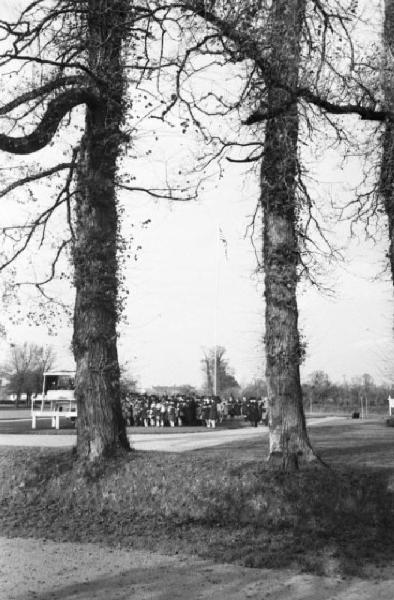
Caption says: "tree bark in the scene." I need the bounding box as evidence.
[261,0,315,470]
[72,0,130,459]
[381,0,394,283]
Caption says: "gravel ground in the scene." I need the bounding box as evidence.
[2,536,394,600]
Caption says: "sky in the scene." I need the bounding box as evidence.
[1,0,394,390]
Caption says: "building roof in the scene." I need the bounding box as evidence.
[44,370,76,377]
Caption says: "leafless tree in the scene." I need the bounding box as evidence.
[168,0,325,468]
[0,0,217,460]
[201,345,239,395]
[3,342,56,406]
[0,0,196,459]
[167,0,394,469]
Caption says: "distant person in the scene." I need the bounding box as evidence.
[159,400,167,427]
[127,402,134,426]
[248,399,260,427]
[208,400,218,428]
[202,399,210,426]
[220,400,228,422]
[168,402,176,427]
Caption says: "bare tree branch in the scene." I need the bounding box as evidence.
[0,75,85,116]
[0,163,73,198]
[117,183,197,201]
[0,88,98,154]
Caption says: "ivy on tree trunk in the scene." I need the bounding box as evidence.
[72,0,130,459]
[261,0,315,470]
[381,0,394,285]
[0,0,131,460]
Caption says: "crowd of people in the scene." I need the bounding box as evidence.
[120,393,268,428]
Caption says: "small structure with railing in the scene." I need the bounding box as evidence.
[389,395,394,417]
[31,370,77,429]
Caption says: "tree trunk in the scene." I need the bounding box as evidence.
[381,0,394,282]
[72,0,130,460]
[261,0,315,470]
[380,123,394,280]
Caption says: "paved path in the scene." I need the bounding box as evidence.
[1,536,392,600]
[0,426,265,450]
[0,417,345,452]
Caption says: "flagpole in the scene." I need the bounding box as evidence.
[213,224,220,396]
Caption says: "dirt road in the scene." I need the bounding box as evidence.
[1,536,393,600]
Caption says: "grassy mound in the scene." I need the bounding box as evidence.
[1,440,394,577]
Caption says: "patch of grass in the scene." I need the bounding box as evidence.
[310,420,394,470]
[1,432,394,578]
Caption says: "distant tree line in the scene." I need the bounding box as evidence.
[303,371,391,413]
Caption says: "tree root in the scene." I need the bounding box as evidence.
[267,447,329,472]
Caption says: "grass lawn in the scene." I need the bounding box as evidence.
[1,419,394,577]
